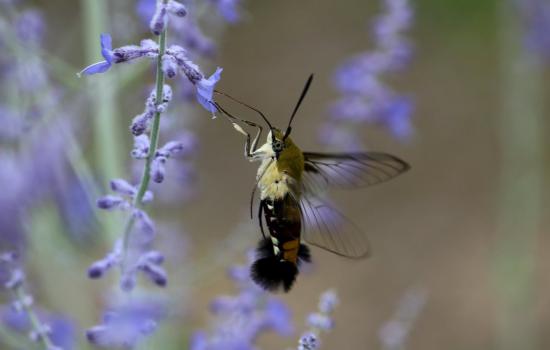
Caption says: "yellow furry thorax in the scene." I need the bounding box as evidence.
[258,129,305,200]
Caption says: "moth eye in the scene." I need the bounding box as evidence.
[272,140,283,152]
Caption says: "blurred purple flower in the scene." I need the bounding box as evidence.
[379,287,428,350]
[0,254,74,349]
[53,178,98,241]
[210,0,243,23]
[137,0,217,57]
[191,254,293,349]
[325,0,414,145]
[86,296,167,349]
[15,9,45,44]
[298,332,318,350]
[150,1,168,35]
[294,289,338,350]
[518,0,550,58]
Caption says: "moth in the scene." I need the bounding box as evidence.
[214,75,410,292]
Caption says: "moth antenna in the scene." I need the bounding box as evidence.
[215,89,274,132]
[283,74,314,140]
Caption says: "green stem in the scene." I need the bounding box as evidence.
[133,30,167,207]
[122,22,168,265]
[0,324,41,350]
[494,2,543,350]
[12,287,55,350]
[81,0,124,242]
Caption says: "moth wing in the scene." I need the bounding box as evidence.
[302,152,410,195]
[299,195,370,259]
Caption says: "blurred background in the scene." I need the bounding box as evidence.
[0,0,549,349]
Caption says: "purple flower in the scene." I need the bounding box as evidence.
[298,332,318,350]
[326,0,414,144]
[86,297,166,348]
[150,1,168,35]
[518,0,550,58]
[131,135,150,159]
[196,67,223,113]
[88,240,122,279]
[191,253,294,349]
[15,9,45,44]
[379,287,428,350]
[151,156,167,183]
[162,54,178,78]
[79,34,159,76]
[79,33,115,75]
[167,0,187,17]
[318,289,339,313]
[137,0,216,57]
[294,289,339,350]
[0,256,72,349]
[210,0,243,23]
[96,195,127,210]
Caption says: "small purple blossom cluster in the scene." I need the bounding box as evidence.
[0,252,68,350]
[323,0,414,148]
[86,295,167,349]
[190,252,293,349]
[208,0,244,23]
[137,0,244,62]
[295,289,339,350]
[80,33,222,114]
[137,0,216,58]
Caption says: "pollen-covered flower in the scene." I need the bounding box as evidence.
[79,33,159,76]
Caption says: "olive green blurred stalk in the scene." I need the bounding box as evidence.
[494,1,544,349]
[81,0,124,242]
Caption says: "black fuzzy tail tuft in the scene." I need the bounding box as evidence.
[298,244,311,264]
[250,239,298,292]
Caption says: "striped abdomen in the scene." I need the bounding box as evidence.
[250,194,310,292]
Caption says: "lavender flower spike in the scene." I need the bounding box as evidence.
[298,332,318,350]
[78,33,115,76]
[150,1,168,35]
[295,289,339,350]
[196,67,223,114]
[167,0,187,17]
[79,34,160,76]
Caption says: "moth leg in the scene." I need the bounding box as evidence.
[214,102,263,159]
[258,200,267,239]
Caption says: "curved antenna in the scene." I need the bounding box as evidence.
[283,74,314,140]
[215,90,274,131]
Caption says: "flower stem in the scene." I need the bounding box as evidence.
[12,287,55,350]
[133,30,167,207]
[493,2,543,350]
[122,20,168,265]
[81,0,124,243]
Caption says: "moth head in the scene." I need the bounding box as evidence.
[268,129,286,159]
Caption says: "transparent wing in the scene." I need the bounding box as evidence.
[299,195,370,259]
[302,152,410,194]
